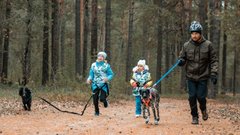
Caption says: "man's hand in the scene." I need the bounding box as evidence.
[210,75,217,85]
[178,59,185,66]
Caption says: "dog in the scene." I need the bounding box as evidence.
[139,87,160,125]
[19,87,32,111]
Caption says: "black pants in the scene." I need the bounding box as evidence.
[187,80,208,118]
[93,88,108,113]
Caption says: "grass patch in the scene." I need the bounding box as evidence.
[215,93,240,104]
[160,93,188,100]
[0,84,239,105]
[0,84,19,99]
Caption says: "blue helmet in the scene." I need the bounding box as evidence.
[189,21,203,33]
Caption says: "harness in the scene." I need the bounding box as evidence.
[142,96,152,107]
[140,88,153,107]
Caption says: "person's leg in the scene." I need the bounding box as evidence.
[135,96,142,117]
[187,80,199,124]
[100,89,108,108]
[93,89,100,115]
[197,80,208,120]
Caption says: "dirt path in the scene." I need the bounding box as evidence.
[0,98,240,135]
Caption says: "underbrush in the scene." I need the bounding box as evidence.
[0,83,239,105]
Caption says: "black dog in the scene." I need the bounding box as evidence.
[19,87,32,111]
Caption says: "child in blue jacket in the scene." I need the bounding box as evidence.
[87,52,114,116]
[130,60,152,117]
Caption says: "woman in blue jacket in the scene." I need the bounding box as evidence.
[87,52,114,116]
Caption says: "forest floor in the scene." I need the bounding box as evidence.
[0,97,240,135]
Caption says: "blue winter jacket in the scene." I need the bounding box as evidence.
[87,61,114,93]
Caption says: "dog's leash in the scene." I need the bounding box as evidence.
[152,60,180,88]
[37,83,107,116]
[80,94,93,115]
[81,83,107,115]
[37,96,82,115]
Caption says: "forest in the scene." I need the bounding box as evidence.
[0,0,240,134]
[0,0,239,98]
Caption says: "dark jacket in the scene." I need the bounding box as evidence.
[179,37,218,81]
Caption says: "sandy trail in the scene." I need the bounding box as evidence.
[0,98,239,135]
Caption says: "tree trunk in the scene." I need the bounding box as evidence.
[105,0,111,63]
[199,0,208,39]
[154,0,163,93]
[83,0,89,77]
[51,0,60,82]
[209,0,221,59]
[22,0,33,85]
[233,1,240,96]
[75,0,82,78]
[221,0,228,94]
[60,0,65,68]
[0,0,5,77]
[42,0,50,86]
[180,0,191,91]
[221,32,227,93]
[165,28,170,73]
[91,0,98,62]
[2,0,11,83]
[233,44,237,96]
[142,20,147,59]
[125,0,134,82]
[209,0,221,98]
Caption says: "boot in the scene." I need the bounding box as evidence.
[103,100,109,108]
[94,111,99,116]
[191,117,199,125]
[202,110,208,121]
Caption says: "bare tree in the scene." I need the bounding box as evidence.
[199,0,208,39]
[2,0,11,83]
[233,0,240,96]
[105,0,111,62]
[221,0,228,93]
[42,0,50,85]
[125,0,134,82]
[83,0,89,77]
[91,0,98,62]
[60,0,65,68]
[0,0,5,78]
[179,0,192,91]
[208,0,221,98]
[154,0,163,93]
[233,44,237,96]
[51,0,60,82]
[75,0,82,78]
[209,0,221,58]
[165,23,170,73]
[22,0,33,84]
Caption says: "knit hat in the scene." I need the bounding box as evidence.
[132,60,149,72]
[97,51,107,59]
[189,21,203,34]
[137,60,146,66]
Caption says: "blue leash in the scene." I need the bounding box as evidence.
[152,60,180,88]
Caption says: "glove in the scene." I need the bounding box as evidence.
[144,84,148,89]
[131,82,137,88]
[210,75,217,85]
[178,59,185,66]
